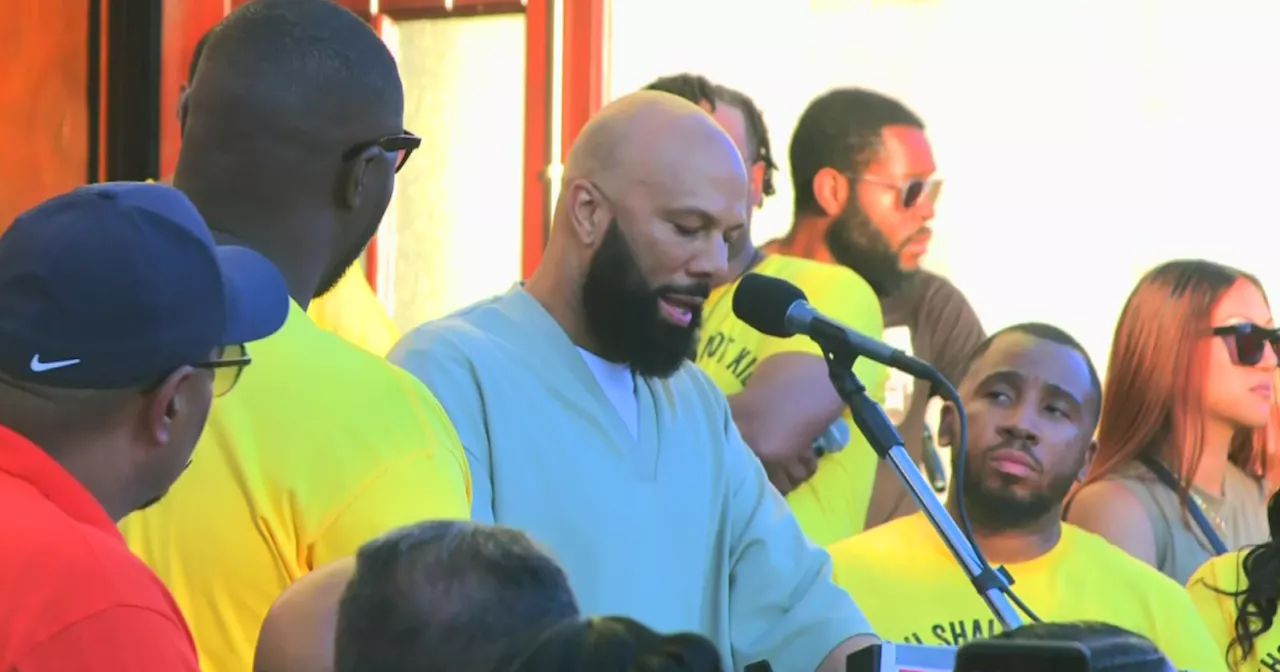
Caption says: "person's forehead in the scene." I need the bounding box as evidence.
[622,124,747,218]
[967,332,1092,399]
[866,124,935,178]
[710,103,752,164]
[1213,279,1274,327]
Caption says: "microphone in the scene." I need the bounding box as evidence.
[732,273,939,383]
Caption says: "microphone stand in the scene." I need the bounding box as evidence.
[814,327,1025,634]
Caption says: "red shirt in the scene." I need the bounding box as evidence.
[0,425,199,671]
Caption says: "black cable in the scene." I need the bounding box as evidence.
[932,372,1043,624]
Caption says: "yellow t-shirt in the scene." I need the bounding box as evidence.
[696,253,887,545]
[120,302,471,672]
[307,265,401,357]
[827,513,1226,672]
[146,180,399,356]
[1187,549,1280,670]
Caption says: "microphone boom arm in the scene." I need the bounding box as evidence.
[811,326,1025,634]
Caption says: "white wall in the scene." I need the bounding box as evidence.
[386,14,527,332]
[609,0,1280,374]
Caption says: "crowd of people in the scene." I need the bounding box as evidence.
[2,0,1280,671]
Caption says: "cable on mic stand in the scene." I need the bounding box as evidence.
[809,318,1039,630]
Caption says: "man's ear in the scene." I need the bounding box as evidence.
[1077,439,1098,482]
[177,86,191,133]
[938,401,958,448]
[811,167,850,217]
[142,366,200,449]
[341,146,386,212]
[565,179,611,248]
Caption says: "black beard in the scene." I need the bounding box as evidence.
[582,221,708,378]
[961,449,1080,531]
[315,218,382,300]
[824,200,916,298]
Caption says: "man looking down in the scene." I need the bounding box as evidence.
[391,91,877,671]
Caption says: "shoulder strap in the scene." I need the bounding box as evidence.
[1140,455,1229,555]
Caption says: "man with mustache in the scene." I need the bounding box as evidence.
[390,91,877,671]
[765,88,986,529]
[824,324,1224,672]
[645,74,887,546]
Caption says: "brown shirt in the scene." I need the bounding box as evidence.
[865,271,986,528]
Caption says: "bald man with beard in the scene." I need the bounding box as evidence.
[390,91,876,671]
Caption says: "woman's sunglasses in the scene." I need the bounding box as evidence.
[1213,323,1280,367]
[861,176,944,210]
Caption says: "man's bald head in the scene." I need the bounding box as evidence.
[182,0,402,175]
[177,0,406,305]
[562,90,746,205]
[536,91,749,378]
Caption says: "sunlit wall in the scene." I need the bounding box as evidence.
[609,0,1280,375]
[384,13,526,332]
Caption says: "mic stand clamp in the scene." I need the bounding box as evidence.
[818,336,1025,634]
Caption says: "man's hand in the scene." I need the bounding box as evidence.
[760,446,819,495]
[727,353,845,496]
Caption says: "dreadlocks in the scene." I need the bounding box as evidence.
[714,84,776,199]
[643,73,777,200]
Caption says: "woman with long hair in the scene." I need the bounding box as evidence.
[1066,259,1275,584]
[1187,488,1280,670]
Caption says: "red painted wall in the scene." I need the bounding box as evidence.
[158,0,226,180]
[0,0,90,234]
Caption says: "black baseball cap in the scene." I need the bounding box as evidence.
[0,182,290,389]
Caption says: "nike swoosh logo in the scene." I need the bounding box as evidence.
[30,355,82,372]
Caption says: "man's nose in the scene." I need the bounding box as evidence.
[915,194,936,222]
[689,233,729,279]
[998,405,1040,444]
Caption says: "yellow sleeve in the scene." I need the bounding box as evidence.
[782,264,888,544]
[1186,555,1244,666]
[308,393,472,567]
[308,267,401,357]
[1157,587,1232,672]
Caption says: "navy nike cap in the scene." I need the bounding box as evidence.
[0,182,290,389]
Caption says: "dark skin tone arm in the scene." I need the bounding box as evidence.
[728,352,846,494]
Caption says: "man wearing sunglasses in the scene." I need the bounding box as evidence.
[645,74,889,546]
[0,182,290,671]
[120,3,471,671]
[766,87,987,531]
[174,28,402,358]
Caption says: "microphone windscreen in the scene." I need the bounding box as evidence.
[733,273,808,337]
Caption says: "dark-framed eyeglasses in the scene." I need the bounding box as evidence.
[198,344,252,396]
[341,130,421,173]
[1212,323,1280,367]
[860,175,944,210]
[144,344,251,398]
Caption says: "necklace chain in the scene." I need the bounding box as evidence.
[1188,489,1229,542]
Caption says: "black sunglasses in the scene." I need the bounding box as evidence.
[1213,323,1280,367]
[143,344,251,398]
[341,131,421,173]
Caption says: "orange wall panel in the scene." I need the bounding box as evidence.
[158,0,227,180]
[0,0,90,233]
